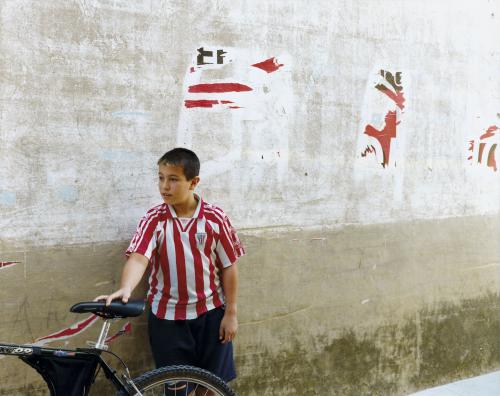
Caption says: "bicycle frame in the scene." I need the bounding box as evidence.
[0,301,235,396]
[0,319,141,396]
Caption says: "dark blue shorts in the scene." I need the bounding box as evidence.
[148,306,236,388]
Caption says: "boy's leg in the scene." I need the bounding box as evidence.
[148,310,197,367]
[148,310,198,395]
[192,306,237,383]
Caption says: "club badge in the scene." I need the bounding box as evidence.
[196,232,207,246]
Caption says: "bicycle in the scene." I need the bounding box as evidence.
[0,300,236,396]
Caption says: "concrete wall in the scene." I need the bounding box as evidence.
[0,0,499,394]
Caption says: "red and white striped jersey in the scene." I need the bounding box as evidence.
[126,196,245,320]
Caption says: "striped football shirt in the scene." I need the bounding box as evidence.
[126,195,245,320]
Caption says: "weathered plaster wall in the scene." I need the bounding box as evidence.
[1,1,499,395]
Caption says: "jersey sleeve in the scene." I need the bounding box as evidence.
[125,213,158,260]
[215,214,245,268]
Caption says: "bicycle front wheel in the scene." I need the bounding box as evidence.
[127,365,236,396]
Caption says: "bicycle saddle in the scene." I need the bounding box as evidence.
[70,299,146,319]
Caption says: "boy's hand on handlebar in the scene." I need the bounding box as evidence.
[94,288,132,306]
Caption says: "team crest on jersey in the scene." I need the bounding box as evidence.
[196,232,207,245]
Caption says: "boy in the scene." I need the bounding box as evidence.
[96,147,245,390]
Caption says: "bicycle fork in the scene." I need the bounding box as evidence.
[122,374,144,396]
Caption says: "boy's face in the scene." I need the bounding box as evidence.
[158,163,199,206]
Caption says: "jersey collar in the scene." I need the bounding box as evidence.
[165,193,204,219]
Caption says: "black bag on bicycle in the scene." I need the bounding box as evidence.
[20,351,99,396]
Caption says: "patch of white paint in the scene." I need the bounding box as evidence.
[176,46,293,200]
[57,185,78,203]
[0,191,16,207]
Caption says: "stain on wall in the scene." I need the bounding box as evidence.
[234,293,500,396]
[0,214,499,394]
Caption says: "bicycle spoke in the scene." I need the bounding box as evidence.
[201,387,210,396]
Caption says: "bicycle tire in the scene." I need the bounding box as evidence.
[121,365,236,396]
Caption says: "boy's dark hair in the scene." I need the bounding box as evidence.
[157,148,200,180]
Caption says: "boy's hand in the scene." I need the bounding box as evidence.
[219,311,238,344]
[94,288,132,306]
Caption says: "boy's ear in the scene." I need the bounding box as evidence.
[189,176,200,190]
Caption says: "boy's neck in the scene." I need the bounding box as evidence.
[172,193,198,218]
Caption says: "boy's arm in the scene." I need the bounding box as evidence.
[95,253,149,306]
[219,263,238,344]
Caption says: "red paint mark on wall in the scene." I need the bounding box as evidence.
[0,261,20,269]
[478,143,487,163]
[105,322,132,344]
[184,100,242,109]
[251,57,284,73]
[469,125,498,172]
[184,100,219,108]
[480,125,499,139]
[34,315,99,345]
[467,140,475,161]
[487,144,497,171]
[364,111,399,167]
[375,85,405,110]
[220,100,242,109]
[184,48,286,111]
[188,83,253,93]
[361,70,405,167]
